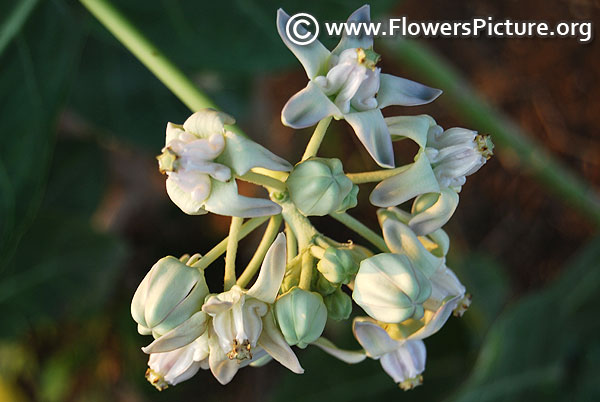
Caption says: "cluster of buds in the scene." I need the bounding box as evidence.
[131,4,492,391]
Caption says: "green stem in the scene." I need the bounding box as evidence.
[299,252,314,290]
[285,222,298,263]
[238,171,287,192]
[382,39,600,226]
[301,116,332,161]
[192,217,269,270]
[0,0,39,57]
[237,215,282,288]
[224,217,244,290]
[279,199,318,250]
[330,212,389,253]
[346,165,410,184]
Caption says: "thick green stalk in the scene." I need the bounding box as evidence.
[330,212,389,253]
[237,215,283,288]
[301,116,333,161]
[224,217,244,290]
[382,39,600,226]
[299,252,314,290]
[192,217,269,270]
[285,222,298,263]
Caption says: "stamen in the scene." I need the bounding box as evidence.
[146,368,169,391]
[157,147,180,174]
[356,48,381,70]
[453,293,472,317]
[227,339,253,361]
[475,135,494,160]
[399,375,423,391]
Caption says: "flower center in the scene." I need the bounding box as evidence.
[227,338,252,361]
[145,368,169,391]
[157,147,180,174]
[356,47,380,70]
[475,134,494,160]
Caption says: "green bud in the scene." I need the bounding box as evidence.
[324,288,352,321]
[337,184,359,213]
[286,158,353,216]
[317,247,359,284]
[131,256,209,338]
[315,274,339,296]
[275,287,327,348]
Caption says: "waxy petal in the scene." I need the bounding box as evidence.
[379,339,426,384]
[247,233,287,304]
[409,188,459,236]
[276,9,331,79]
[332,5,373,56]
[208,327,240,385]
[166,177,209,215]
[345,109,395,168]
[203,179,282,218]
[281,82,341,128]
[312,337,367,364]
[385,115,437,148]
[377,74,442,108]
[370,151,440,207]
[258,312,304,374]
[142,311,209,354]
[218,132,292,176]
[380,218,444,278]
[353,318,400,358]
[182,109,234,138]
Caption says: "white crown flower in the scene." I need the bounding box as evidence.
[369,115,493,234]
[159,109,292,217]
[277,5,442,168]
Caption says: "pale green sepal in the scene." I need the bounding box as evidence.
[182,109,234,138]
[377,73,442,108]
[385,115,436,147]
[247,233,287,304]
[312,337,367,364]
[217,131,292,176]
[345,109,395,169]
[276,9,331,79]
[331,5,373,56]
[352,317,400,358]
[370,151,440,207]
[409,188,459,235]
[258,311,304,374]
[142,311,209,354]
[281,81,341,128]
[203,179,282,217]
[381,219,444,278]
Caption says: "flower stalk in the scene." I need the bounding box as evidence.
[224,217,244,290]
[301,116,333,161]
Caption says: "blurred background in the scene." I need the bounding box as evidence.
[1,0,599,401]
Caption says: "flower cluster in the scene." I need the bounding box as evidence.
[131,4,492,391]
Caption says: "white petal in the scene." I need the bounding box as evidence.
[249,354,273,367]
[203,179,282,218]
[281,82,341,128]
[148,343,202,387]
[258,311,304,374]
[166,122,185,145]
[276,9,331,79]
[208,327,240,385]
[352,317,400,358]
[182,109,235,138]
[381,219,444,277]
[217,132,292,176]
[410,296,460,340]
[377,74,442,108]
[409,188,459,236]
[385,115,436,148]
[380,340,426,384]
[166,176,209,215]
[369,151,440,207]
[351,68,380,111]
[142,311,209,354]
[312,337,367,364]
[247,233,287,304]
[331,5,373,55]
[345,109,395,168]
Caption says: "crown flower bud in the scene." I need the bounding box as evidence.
[315,246,359,284]
[275,287,328,348]
[132,256,209,338]
[324,288,353,321]
[286,158,355,216]
[162,109,291,217]
[353,254,431,324]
